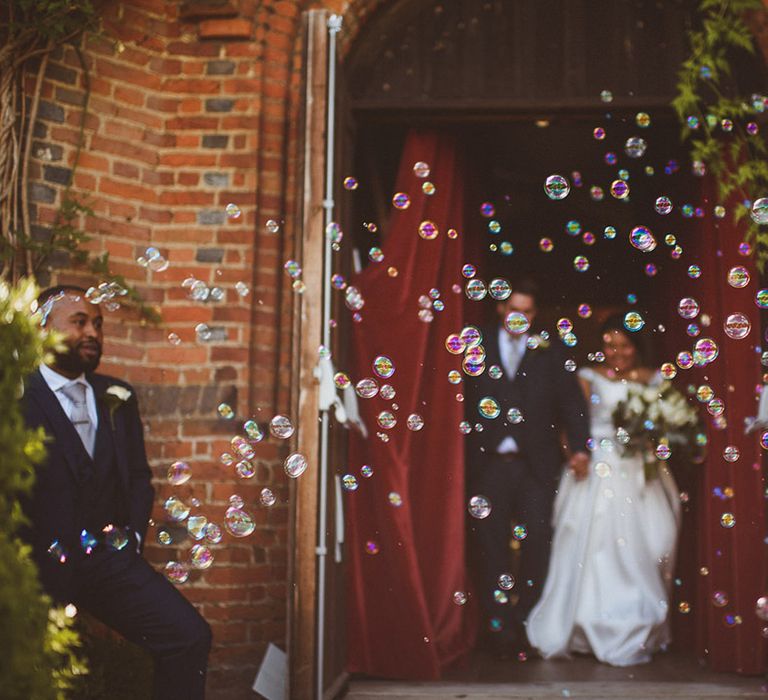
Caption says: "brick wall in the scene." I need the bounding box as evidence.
[28,0,352,695]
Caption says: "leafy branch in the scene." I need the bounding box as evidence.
[672,0,768,267]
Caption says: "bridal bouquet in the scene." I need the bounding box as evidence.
[612,381,704,480]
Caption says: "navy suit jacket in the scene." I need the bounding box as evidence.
[21,370,154,602]
[464,326,590,485]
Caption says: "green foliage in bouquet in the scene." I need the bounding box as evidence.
[0,278,87,699]
[612,381,705,481]
[673,0,768,268]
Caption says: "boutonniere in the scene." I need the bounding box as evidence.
[102,385,131,428]
[527,334,550,350]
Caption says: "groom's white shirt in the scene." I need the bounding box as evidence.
[496,327,527,455]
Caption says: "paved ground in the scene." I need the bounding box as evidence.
[345,652,767,699]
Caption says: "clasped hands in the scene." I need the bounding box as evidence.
[568,451,590,481]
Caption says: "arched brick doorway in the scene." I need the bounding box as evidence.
[288,1,767,697]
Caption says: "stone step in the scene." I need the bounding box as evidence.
[344,680,765,699]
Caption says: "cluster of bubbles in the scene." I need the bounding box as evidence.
[85,281,128,312]
[136,246,169,272]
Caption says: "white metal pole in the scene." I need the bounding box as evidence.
[316,13,341,700]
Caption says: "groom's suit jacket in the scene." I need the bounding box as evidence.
[21,370,154,603]
[465,326,590,485]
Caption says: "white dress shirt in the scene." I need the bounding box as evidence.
[497,327,528,455]
[39,363,99,430]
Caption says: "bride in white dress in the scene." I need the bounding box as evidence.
[526,316,681,666]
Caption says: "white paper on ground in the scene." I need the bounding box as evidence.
[252,643,287,700]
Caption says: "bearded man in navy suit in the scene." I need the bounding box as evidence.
[22,285,211,699]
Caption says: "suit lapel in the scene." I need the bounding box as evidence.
[88,374,129,491]
[25,370,91,483]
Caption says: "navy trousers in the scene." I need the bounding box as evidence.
[74,547,212,699]
[468,453,555,641]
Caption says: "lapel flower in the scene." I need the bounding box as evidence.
[103,385,131,428]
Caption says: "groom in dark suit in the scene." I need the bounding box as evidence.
[465,277,590,656]
[22,285,211,699]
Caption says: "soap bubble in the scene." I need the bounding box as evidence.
[677,298,700,319]
[413,161,430,178]
[636,112,651,128]
[750,198,768,224]
[217,403,235,420]
[260,488,276,506]
[544,174,570,200]
[224,506,255,537]
[629,225,656,252]
[343,176,358,190]
[655,196,673,215]
[168,461,191,485]
[406,414,424,431]
[624,136,647,158]
[600,89,613,103]
[187,515,207,540]
[505,311,530,335]
[610,180,629,199]
[225,203,242,219]
[189,544,214,570]
[164,496,190,522]
[284,453,308,478]
[392,192,411,210]
[266,219,280,233]
[727,266,750,288]
[724,313,750,339]
[623,311,645,332]
[269,414,295,439]
[165,561,190,583]
[468,495,491,519]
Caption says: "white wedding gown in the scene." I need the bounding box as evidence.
[526,367,681,666]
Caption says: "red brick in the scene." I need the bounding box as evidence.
[160,153,218,167]
[99,176,158,203]
[94,57,162,90]
[114,85,146,106]
[91,134,158,166]
[165,116,219,130]
[146,95,181,112]
[113,161,140,179]
[199,19,254,40]
[178,172,200,186]
[162,78,221,93]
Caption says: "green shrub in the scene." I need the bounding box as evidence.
[0,278,87,699]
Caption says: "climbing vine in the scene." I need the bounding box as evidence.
[0,1,159,322]
[673,0,768,266]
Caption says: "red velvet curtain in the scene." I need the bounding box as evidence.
[668,180,767,674]
[345,130,476,679]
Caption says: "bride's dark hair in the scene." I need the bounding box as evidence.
[600,312,651,367]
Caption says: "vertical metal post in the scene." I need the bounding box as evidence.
[316,13,341,700]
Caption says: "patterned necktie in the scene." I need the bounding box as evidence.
[61,381,95,458]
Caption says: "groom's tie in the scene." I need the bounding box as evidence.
[61,381,95,458]
[507,335,526,378]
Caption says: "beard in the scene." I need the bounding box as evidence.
[54,341,102,375]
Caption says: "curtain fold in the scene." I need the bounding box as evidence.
[669,179,767,674]
[345,129,476,680]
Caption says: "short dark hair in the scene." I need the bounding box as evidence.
[37,285,88,308]
[510,276,540,304]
